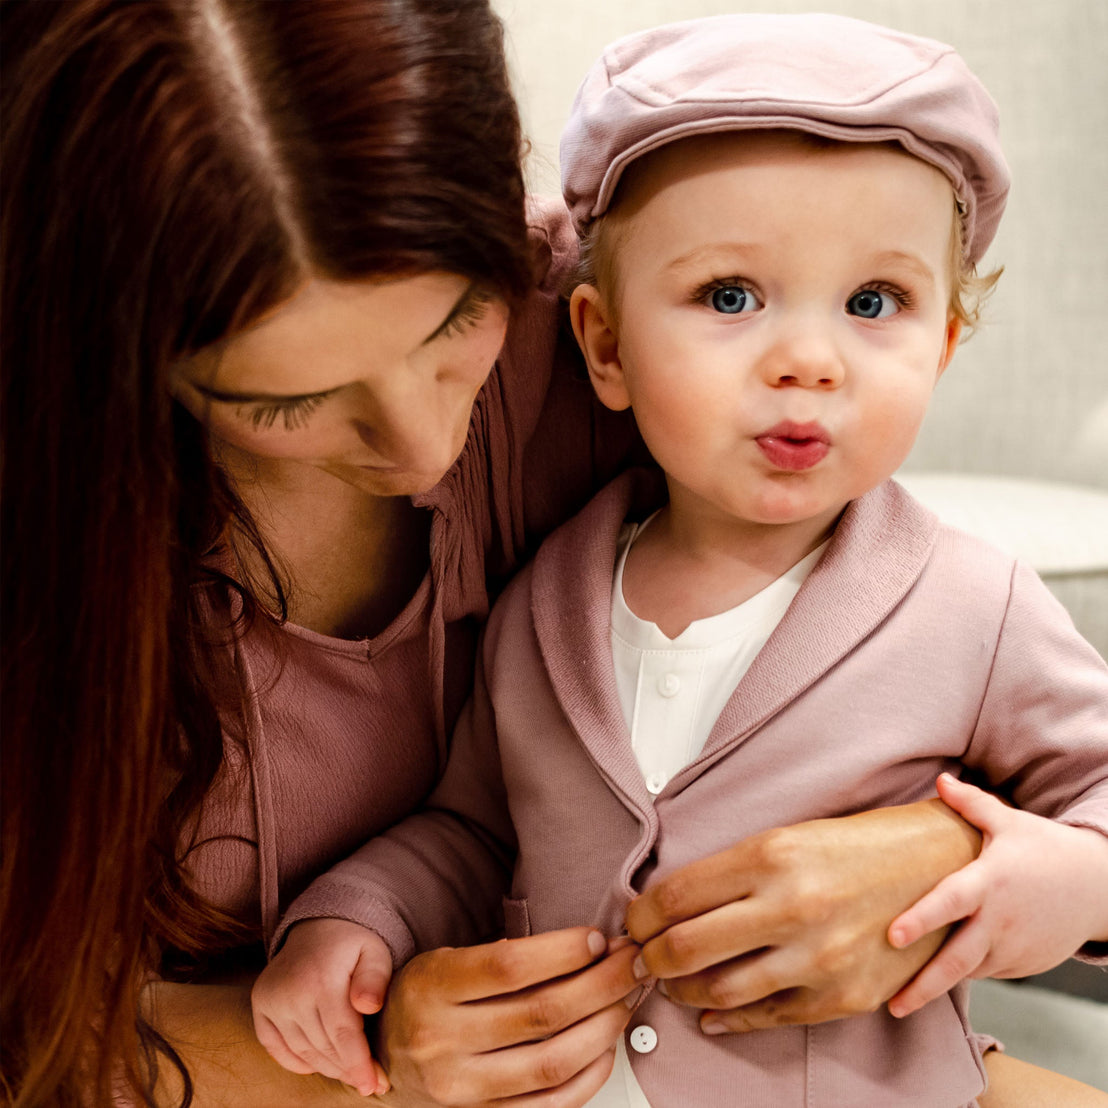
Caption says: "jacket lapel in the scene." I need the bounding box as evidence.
[531,470,666,808]
[531,475,939,799]
[692,479,939,773]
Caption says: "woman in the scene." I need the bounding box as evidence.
[0,2,1087,1106]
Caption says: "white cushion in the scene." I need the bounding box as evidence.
[895,473,1108,575]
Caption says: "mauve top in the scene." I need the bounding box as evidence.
[182,198,641,947]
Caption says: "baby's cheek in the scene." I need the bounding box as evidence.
[867,397,931,471]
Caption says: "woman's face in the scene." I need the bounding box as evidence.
[171,272,510,496]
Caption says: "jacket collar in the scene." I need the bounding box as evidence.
[530,473,939,799]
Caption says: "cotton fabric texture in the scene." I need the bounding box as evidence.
[560,13,1010,264]
[295,471,1108,1106]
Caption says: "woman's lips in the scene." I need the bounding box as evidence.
[755,421,830,471]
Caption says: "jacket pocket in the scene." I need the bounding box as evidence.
[502,896,532,938]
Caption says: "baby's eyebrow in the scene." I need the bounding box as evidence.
[868,250,937,284]
[665,241,768,273]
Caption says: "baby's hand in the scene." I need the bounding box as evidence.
[887,774,1108,1019]
[251,918,393,1097]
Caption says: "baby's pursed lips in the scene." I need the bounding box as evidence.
[757,420,830,445]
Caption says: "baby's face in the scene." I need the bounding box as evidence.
[584,132,960,541]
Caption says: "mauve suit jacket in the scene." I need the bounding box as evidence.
[292,470,1108,1107]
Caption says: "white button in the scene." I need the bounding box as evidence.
[658,673,680,697]
[629,1024,658,1054]
[645,772,667,795]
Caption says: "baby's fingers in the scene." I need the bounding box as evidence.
[935,773,1012,835]
[253,1012,325,1077]
[887,920,990,1018]
[323,1006,383,1096]
[256,1004,376,1095]
[888,863,986,951]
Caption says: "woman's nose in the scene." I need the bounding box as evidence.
[349,375,463,468]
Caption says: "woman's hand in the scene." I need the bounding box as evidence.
[373,927,644,1107]
[887,774,1108,1018]
[625,799,981,1034]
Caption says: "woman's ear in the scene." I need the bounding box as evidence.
[569,283,632,412]
[936,314,962,381]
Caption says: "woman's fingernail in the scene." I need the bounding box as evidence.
[701,1016,728,1035]
[587,930,607,958]
[632,955,649,980]
[656,978,669,998]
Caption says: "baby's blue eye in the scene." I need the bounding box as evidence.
[848,289,898,319]
[710,286,756,314]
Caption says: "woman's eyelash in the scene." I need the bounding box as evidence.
[438,288,496,339]
[243,391,334,431]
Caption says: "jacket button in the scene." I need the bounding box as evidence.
[629,1024,658,1053]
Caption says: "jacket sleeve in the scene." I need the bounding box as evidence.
[966,560,1108,834]
[964,559,1108,963]
[271,643,517,968]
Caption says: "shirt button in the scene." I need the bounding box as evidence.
[645,771,667,795]
[658,673,680,697]
[629,1024,658,1054]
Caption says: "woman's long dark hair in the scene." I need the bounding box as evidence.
[0,2,530,1104]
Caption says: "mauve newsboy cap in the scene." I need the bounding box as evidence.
[561,13,1010,264]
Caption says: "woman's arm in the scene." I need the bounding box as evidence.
[625,798,981,1031]
[979,1052,1108,1107]
[143,982,366,1108]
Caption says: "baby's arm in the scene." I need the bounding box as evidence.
[252,919,394,1097]
[887,773,1108,1018]
[884,560,1108,1018]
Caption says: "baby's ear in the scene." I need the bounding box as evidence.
[936,314,962,380]
[569,284,632,412]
